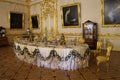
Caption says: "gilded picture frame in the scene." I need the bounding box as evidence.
[61,3,81,28]
[9,12,24,29]
[102,0,120,27]
[31,15,39,29]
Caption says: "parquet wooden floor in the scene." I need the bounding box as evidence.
[0,46,120,80]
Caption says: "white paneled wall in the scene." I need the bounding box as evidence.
[0,1,28,33]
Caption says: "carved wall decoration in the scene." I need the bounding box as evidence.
[40,0,58,37]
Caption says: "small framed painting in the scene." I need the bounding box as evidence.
[61,3,81,28]
[10,12,23,29]
[31,15,39,28]
[102,0,120,27]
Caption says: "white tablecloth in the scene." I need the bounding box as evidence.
[14,42,90,70]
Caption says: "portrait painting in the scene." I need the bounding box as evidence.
[31,15,39,28]
[10,12,23,29]
[61,3,80,28]
[102,0,120,27]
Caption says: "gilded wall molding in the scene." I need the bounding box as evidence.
[58,33,82,36]
[28,5,31,29]
[56,33,120,38]
[40,0,58,37]
[40,0,57,15]
[99,33,120,39]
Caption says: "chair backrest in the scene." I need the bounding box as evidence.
[14,36,20,42]
[79,38,85,44]
[96,41,103,52]
[34,35,39,41]
[106,46,112,61]
[48,36,55,41]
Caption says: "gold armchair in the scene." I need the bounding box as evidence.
[13,36,20,42]
[47,36,55,41]
[79,38,85,44]
[91,40,103,56]
[34,35,39,42]
[96,46,112,72]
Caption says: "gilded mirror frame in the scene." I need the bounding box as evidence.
[102,0,120,27]
[61,3,81,28]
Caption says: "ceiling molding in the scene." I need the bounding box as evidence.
[0,0,43,6]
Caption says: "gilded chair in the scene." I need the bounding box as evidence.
[79,38,85,44]
[91,40,103,56]
[34,35,38,40]
[13,36,20,42]
[48,36,55,41]
[96,46,112,72]
[65,38,68,42]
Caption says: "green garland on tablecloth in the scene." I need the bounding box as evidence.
[65,48,90,61]
[31,49,39,58]
[23,47,30,54]
[13,44,16,51]
[84,48,90,59]
[65,50,78,61]
[17,46,24,55]
[37,52,46,61]
[14,45,38,58]
[46,49,62,61]
[14,45,90,61]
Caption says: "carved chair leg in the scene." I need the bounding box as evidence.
[106,62,109,72]
[97,61,100,72]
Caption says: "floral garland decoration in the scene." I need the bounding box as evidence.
[14,45,38,58]
[46,49,62,61]
[37,51,46,61]
[14,45,90,62]
[17,46,24,55]
[31,49,39,57]
[23,47,30,55]
[65,48,90,61]
[13,44,16,51]
[82,48,90,59]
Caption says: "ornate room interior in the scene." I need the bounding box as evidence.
[0,0,120,80]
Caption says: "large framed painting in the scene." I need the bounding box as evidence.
[31,15,39,28]
[102,0,120,27]
[61,3,80,28]
[10,12,23,29]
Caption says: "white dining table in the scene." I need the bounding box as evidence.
[14,41,90,70]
